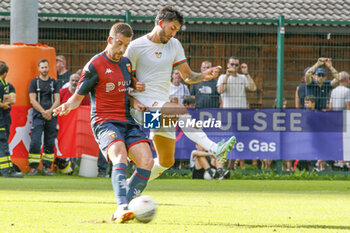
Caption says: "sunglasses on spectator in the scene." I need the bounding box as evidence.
[317,73,325,77]
[230,63,240,67]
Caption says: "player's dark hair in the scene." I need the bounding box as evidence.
[38,59,49,66]
[155,6,184,26]
[109,23,134,38]
[0,61,9,76]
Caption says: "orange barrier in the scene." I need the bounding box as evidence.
[0,44,57,171]
[0,43,57,106]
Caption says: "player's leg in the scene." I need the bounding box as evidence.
[162,102,236,162]
[126,141,153,202]
[148,135,176,181]
[108,141,134,222]
[95,122,133,223]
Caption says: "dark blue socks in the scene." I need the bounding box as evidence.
[127,167,151,202]
[111,163,128,206]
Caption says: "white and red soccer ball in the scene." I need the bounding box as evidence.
[129,195,157,223]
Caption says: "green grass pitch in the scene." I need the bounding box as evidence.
[1,177,350,233]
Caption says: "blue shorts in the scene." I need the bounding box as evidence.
[92,121,150,160]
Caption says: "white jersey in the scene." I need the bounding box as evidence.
[330,85,350,110]
[125,35,187,101]
[217,73,249,108]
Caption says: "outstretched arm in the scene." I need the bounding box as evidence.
[177,62,221,84]
[53,93,85,116]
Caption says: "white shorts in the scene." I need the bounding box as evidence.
[131,97,176,140]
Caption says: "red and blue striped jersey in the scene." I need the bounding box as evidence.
[77,52,133,124]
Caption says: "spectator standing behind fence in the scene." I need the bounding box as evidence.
[293,95,316,171]
[305,58,340,110]
[28,59,60,176]
[295,67,311,109]
[190,61,220,108]
[169,69,190,105]
[330,71,350,170]
[217,57,256,108]
[56,55,73,89]
[329,71,350,110]
[217,57,256,169]
[0,61,23,178]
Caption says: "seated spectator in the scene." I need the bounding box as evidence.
[190,144,230,180]
[305,58,340,110]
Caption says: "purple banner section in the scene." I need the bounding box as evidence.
[143,109,343,160]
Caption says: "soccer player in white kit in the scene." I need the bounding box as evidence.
[125,6,236,180]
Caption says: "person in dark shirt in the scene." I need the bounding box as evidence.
[305,58,340,110]
[295,67,311,109]
[28,59,60,176]
[0,61,23,178]
[53,23,153,223]
[191,61,220,108]
[56,55,73,89]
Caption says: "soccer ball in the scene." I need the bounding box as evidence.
[129,195,157,223]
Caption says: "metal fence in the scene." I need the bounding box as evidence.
[1,13,350,109]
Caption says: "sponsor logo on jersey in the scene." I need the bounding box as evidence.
[126,63,131,73]
[109,132,117,139]
[155,52,162,58]
[106,83,115,92]
[105,68,113,74]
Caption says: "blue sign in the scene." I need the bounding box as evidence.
[143,110,161,129]
[141,109,345,161]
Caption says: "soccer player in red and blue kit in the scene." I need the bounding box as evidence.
[53,23,153,223]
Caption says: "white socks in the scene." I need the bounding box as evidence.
[178,114,218,153]
[149,158,169,181]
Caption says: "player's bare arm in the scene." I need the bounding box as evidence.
[177,62,221,84]
[53,93,85,116]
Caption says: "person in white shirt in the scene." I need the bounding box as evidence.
[169,69,190,105]
[217,57,257,109]
[125,6,236,181]
[330,71,350,110]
